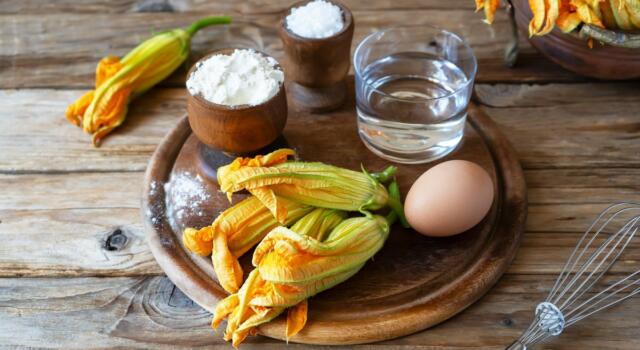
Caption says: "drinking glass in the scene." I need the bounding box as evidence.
[353,26,477,164]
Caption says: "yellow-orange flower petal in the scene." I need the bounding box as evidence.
[96,56,123,86]
[610,0,634,29]
[483,0,501,24]
[529,0,548,35]
[212,294,239,329]
[572,0,605,27]
[182,195,312,294]
[65,90,94,126]
[556,11,583,31]
[538,0,560,35]
[212,226,244,293]
[183,227,214,256]
[286,300,308,341]
[217,148,295,187]
[249,187,288,224]
[598,1,618,28]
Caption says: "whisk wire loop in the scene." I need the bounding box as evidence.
[507,202,640,350]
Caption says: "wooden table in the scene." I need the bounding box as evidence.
[1,1,639,349]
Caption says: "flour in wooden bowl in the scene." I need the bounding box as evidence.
[186,49,284,107]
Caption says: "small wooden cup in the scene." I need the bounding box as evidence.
[186,48,288,155]
[280,0,354,112]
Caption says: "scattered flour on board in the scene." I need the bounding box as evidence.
[146,181,162,225]
[164,171,210,227]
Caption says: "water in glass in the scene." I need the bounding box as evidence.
[356,51,471,164]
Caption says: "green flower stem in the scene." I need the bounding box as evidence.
[186,16,232,36]
[370,165,398,184]
[387,179,409,228]
[386,207,398,226]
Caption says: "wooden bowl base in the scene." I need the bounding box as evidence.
[195,136,291,183]
[288,80,347,113]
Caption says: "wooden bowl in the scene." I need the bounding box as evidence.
[186,49,288,154]
[513,0,640,80]
[280,0,355,111]
[280,0,354,87]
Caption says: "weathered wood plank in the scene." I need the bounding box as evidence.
[0,275,637,349]
[0,0,477,14]
[475,82,640,107]
[0,208,162,276]
[0,173,142,210]
[478,84,640,170]
[0,8,581,88]
[0,88,184,173]
[5,169,637,211]
[1,169,638,276]
[526,168,640,204]
[2,0,637,347]
[0,205,632,277]
[2,83,637,173]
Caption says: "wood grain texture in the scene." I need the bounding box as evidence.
[0,0,478,14]
[0,171,636,278]
[0,6,582,89]
[0,208,161,276]
[2,0,640,348]
[0,88,184,173]
[0,275,638,349]
[1,82,639,280]
[1,172,637,277]
[2,83,638,173]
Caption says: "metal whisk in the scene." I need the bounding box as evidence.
[507,202,640,350]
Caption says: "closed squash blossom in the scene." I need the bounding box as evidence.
[474,0,622,36]
[66,16,231,146]
[183,195,312,293]
[213,215,394,347]
[212,182,403,347]
[217,148,407,226]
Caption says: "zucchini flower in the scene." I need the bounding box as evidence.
[66,16,231,146]
[217,148,407,226]
[213,182,403,347]
[212,207,350,347]
[183,195,313,293]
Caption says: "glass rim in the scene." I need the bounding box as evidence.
[353,25,478,103]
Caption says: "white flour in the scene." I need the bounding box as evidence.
[147,181,162,226]
[186,49,284,107]
[286,0,344,39]
[164,172,210,225]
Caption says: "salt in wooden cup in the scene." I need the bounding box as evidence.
[280,0,354,112]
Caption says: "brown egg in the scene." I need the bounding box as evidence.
[404,160,494,237]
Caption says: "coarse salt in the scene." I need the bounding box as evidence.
[186,49,284,107]
[286,0,344,39]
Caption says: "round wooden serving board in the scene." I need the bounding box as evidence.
[141,85,527,345]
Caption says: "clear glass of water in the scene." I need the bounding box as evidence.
[354,26,477,164]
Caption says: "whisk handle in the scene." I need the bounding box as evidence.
[505,341,527,350]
